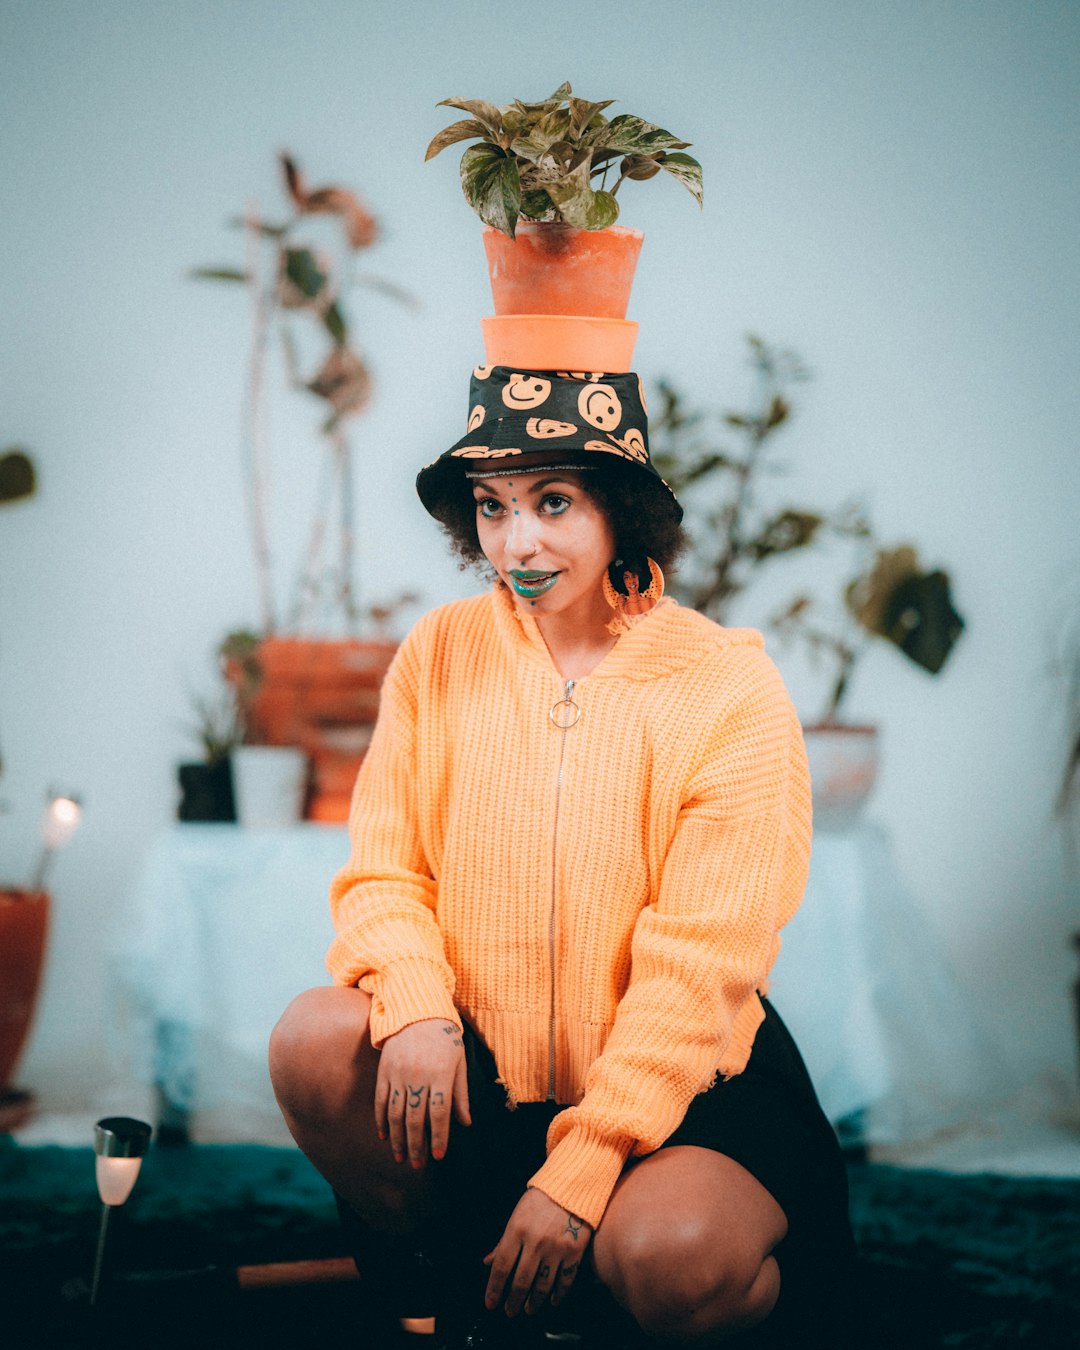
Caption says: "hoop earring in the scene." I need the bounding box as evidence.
[603,556,665,634]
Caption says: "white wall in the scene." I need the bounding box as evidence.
[1,0,1078,1113]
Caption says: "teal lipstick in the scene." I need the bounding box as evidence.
[510,569,558,599]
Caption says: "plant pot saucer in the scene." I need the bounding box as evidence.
[481,315,639,372]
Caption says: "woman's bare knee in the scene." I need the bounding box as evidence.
[268,985,374,1117]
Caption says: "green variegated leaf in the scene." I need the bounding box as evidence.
[500,106,529,134]
[658,151,704,205]
[568,97,614,135]
[461,144,521,236]
[545,161,620,229]
[436,97,504,138]
[595,114,691,155]
[520,189,555,219]
[424,118,488,160]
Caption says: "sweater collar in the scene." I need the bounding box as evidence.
[487,583,737,682]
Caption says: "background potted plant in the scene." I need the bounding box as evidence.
[426,80,703,323]
[770,544,965,827]
[175,686,241,822]
[1,445,86,1125]
[193,154,418,823]
[651,338,965,828]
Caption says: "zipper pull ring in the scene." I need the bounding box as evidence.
[550,679,581,729]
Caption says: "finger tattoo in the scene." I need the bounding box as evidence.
[561,1263,578,1279]
[538,1264,551,1280]
[431,1091,445,1106]
[392,1089,400,1104]
[564,1215,584,1242]
[407,1084,425,1108]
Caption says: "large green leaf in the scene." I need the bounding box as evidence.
[424,118,488,160]
[437,97,504,138]
[659,151,704,206]
[461,144,522,236]
[544,161,620,230]
[592,114,690,156]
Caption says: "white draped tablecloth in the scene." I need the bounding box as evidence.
[111,820,999,1144]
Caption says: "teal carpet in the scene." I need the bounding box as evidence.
[1,1137,1078,1347]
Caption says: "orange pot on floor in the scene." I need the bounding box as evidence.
[0,889,49,1102]
[226,637,398,823]
[483,222,644,319]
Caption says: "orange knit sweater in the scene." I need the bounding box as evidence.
[327,586,812,1228]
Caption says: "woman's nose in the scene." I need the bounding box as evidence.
[507,509,540,559]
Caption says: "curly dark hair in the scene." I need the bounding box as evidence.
[427,462,686,584]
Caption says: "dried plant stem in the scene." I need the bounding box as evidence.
[242,203,276,634]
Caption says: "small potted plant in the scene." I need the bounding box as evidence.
[426,80,703,329]
[175,688,241,822]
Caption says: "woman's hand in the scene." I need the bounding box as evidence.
[483,1188,593,1318]
[375,1018,471,1168]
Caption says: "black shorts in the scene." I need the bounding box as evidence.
[436,1000,854,1336]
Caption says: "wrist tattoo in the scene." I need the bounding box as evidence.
[407,1084,425,1108]
[564,1215,583,1242]
[442,1025,464,1047]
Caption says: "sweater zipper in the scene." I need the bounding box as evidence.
[548,677,578,1100]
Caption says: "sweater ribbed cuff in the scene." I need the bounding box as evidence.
[365,956,461,1048]
[526,1125,634,1231]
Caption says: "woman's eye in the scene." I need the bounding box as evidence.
[476,498,503,518]
[541,494,571,515]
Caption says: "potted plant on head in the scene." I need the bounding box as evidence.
[426,81,703,369]
[193,153,418,823]
[771,545,965,829]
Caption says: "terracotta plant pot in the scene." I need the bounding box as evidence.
[482,223,644,320]
[481,314,638,373]
[0,888,49,1098]
[802,723,880,831]
[226,637,397,823]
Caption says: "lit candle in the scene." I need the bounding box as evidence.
[30,790,82,892]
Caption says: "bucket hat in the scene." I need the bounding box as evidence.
[416,365,682,523]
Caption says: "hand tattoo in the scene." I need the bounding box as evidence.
[407,1084,425,1109]
[441,1025,463,1047]
[564,1215,584,1242]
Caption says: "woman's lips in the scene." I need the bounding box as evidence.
[510,570,558,597]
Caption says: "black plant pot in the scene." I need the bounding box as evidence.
[177,758,236,822]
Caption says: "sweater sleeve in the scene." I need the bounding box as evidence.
[527,648,812,1228]
[325,628,461,1047]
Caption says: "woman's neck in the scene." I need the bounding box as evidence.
[532,600,617,680]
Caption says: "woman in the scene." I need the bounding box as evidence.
[269,367,853,1348]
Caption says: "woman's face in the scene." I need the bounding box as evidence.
[471,469,616,628]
